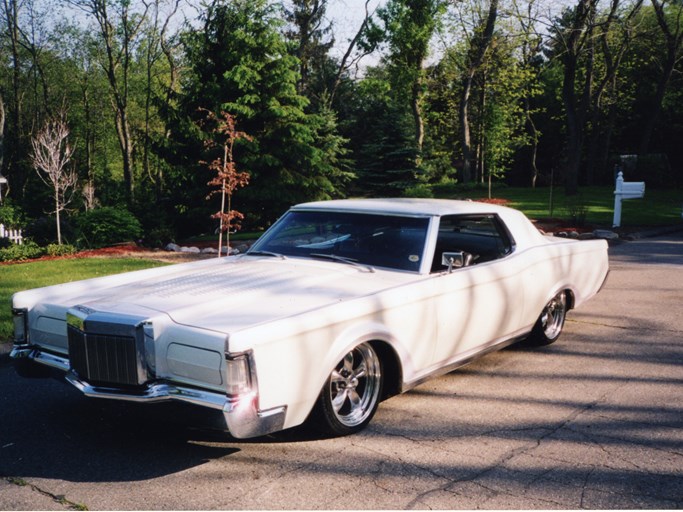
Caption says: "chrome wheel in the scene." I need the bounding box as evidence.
[541,291,567,340]
[526,291,568,346]
[313,342,383,435]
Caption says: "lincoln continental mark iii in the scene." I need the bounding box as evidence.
[10,199,609,438]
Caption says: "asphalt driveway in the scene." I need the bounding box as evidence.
[1,232,682,509]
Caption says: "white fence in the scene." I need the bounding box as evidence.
[0,223,23,245]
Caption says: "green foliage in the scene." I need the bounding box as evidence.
[75,207,143,248]
[344,68,419,195]
[161,0,351,227]
[0,203,25,227]
[25,216,76,246]
[144,227,176,248]
[0,0,682,239]
[403,183,434,198]
[46,243,77,257]
[0,241,45,262]
[378,0,446,100]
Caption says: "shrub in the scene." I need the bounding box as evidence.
[46,243,77,257]
[0,241,45,262]
[144,227,175,248]
[402,183,434,198]
[76,207,143,248]
[0,203,25,227]
[26,216,76,246]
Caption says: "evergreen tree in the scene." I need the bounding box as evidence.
[164,0,350,228]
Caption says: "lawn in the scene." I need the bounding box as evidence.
[1,258,167,343]
[433,185,683,227]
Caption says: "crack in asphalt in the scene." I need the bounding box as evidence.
[4,477,87,510]
[399,389,621,509]
[567,318,683,334]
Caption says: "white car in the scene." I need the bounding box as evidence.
[11,199,609,438]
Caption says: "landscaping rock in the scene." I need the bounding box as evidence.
[180,246,201,253]
[593,229,619,240]
[201,247,218,254]
[165,243,181,252]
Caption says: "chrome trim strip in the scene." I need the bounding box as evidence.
[10,346,70,372]
[64,372,286,439]
[402,327,532,392]
[65,372,227,409]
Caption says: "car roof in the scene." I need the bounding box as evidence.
[292,198,512,217]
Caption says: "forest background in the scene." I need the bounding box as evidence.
[0,0,681,248]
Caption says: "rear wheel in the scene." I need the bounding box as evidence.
[525,291,568,346]
[313,342,383,436]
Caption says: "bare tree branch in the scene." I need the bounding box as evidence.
[31,113,77,244]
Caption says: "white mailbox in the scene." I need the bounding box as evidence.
[613,171,645,227]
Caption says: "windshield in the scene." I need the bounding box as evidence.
[250,210,430,272]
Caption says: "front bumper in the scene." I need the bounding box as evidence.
[10,345,287,439]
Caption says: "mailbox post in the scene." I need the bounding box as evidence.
[613,171,645,227]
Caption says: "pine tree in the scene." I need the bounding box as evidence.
[168,0,350,226]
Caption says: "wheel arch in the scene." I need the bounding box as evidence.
[565,287,576,310]
[367,339,403,400]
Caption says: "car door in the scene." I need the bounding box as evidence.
[428,214,526,367]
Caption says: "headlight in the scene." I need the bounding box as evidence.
[225,353,253,397]
[12,308,29,345]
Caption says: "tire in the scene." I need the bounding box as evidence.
[313,342,383,436]
[525,291,568,346]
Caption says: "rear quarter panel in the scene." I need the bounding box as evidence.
[520,237,609,326]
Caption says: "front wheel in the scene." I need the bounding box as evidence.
[312,342,383,436]
[525,291,568,346]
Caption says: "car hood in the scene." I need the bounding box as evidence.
[71,256,412,334]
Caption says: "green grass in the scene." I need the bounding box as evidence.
[1,258,167,343]
[433,185,683,227]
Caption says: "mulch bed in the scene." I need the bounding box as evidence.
[1,245,210,266]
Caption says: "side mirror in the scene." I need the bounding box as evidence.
[441,251,473,273]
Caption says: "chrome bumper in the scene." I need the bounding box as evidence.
[10,345,286,439]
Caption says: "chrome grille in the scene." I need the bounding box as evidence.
[68,326,141,386]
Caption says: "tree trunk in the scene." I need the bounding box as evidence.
[459,73,474,183]
[639,0,682,155]
[639,51,677,155]
[560,0,598,196]
[55,190,62,245]
[458,0,498,184]
[0,91,5,174]
[411,80,424,164]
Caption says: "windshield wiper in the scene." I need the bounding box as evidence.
[246,250,286,260]
[309,253,375,273]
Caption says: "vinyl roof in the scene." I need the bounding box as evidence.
[292,198,513,217]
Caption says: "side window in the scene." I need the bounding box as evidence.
[431,214,514,272]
